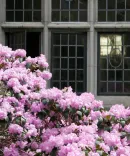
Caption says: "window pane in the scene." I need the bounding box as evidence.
[53,46,60,57]
[15,0,23,9]
[117,11,125,21]
[61,58,68,68]
[69,82,75,91]
[124,70,130,81]
[77,58,84,69]
[24,11,32,21]
[70,11,78,21]
[124,58,130,69]
[79,0,87,9]
[52,0,60,9]
[15,11,23,21]
[69,58,75,69]
[61,11,69,21]
[69,47,75,57]
[52,11,60,21]
[77,70,84,81]
[124,46,130,57]
[77,82,84,93]
[6,0,14,9]
[79,11,87,21]
[100,82,107,93]
[70,0,78,9]
[108,82,115,92]
[52,82,60,88]
[126,0,130,9]
[124,82,130,92]
[33,0,41,9]
[24,0,32,9]
[116,83,122,92]
[61,34,68,45]
[124,34,130,45]
[100,70,107,81]
[53,34,60,45]
[6,11,14,21]
[53,58,60,68]
[100,58,107,69]
[116,70,122,81]
[77,47,84,57]
[108,11,115,21]
[98,11,106,21]
[33,11,41,21]
[61,0,69,9]
[61,70,67,80]
[69,34,76,45]
[61,82,67,89]
[117,0,125,9]
[69,70,75,80]
[61,46,68,57]
[126,11,130,21]
[108,0,115,9]
[98,0,106,9]
[53,70,60,80]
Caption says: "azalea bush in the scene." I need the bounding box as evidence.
[0,44,130,156]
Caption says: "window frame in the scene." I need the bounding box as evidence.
[97,32,130,96]
[51,30,87,94]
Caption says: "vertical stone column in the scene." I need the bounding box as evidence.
[88,0,96,94]
[0,0,6,45]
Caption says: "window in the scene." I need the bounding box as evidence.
[98,0,130,21]
[98,33,130,95]
[51,33,87,93]
[6,0,41,22]
[52,0,87,21]
[6,31,41,57]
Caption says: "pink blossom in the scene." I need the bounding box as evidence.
[9,124,23,134]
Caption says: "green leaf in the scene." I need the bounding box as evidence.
[37,110,47,120]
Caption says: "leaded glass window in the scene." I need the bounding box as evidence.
[98,33,130,95]
[52,0,87,21]
[51,33,87,93]
[98,0,130,21]
[6,0,41,22]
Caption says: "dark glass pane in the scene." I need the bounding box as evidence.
[70,11,78,21]
[69,47,75,57]
[108,70,115,81]
[124,34,130,45]
[77,35,85,45]
[53,70,60,80]
[124,58,130,69]
[98,0,106,9]
[33,11,41,21]
[6,11,14,21]
[108,82,115,92]
[108,0,115,9]
[61,82,67,89]
[52,0,60,9]
[116,70,122,81]
[61,11,69,21]
[98,11,106,21]
[61,0,69,9]
[124,46,130,57]
[24,0,32,9]
[77,82,84,92]
[124,70,130,81]
[117,0,125,9]
[77,70,84,81]
[61,34,68,45]
[108,11,115,21]
[100,58,107,69]
[52,82,60,88]
[61,46,68,57]
[69,82,75,91]
[77,58,84,69]
[69,70,75,80]
[33,0,41,9]
[100,70,107,81]
[126,11,130,21]
[79,0,87,9]
[6,0,14,9]
[124,82,130,92]
[69,34,76,45]
[24,11,32,21]
[79,11,87,21]
[70,0,78,9]
[15,11,23,21]
[61,58,68,68]
[53,58,60,68]
[77,47,84,57]
[52,11,60,21]
[15,0,23,9]
[117,11,125,21]
[126,0,130,9]
[61,70,67,80]
[100,82,107,93]
[116,83,122,92]
[53,46,60,57]
[53,34,60,45]
[69,58,75,69]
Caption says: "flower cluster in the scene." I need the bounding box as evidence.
[0,44,130,156]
